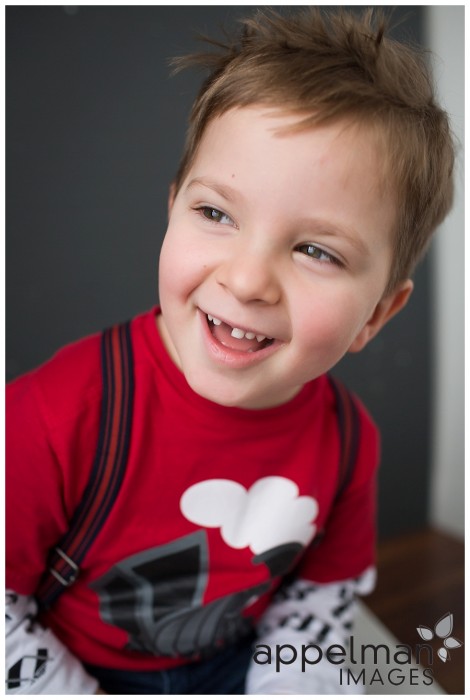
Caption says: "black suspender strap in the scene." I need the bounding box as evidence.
[309,376,361,551]
[328,374,361,501]
[36,322,134,610]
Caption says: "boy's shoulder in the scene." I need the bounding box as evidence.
[7,327,103,432]
[325,373,377,428]
[7,309,157,431]
[325,373,380,486]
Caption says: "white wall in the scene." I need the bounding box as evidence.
[425,6,465,539]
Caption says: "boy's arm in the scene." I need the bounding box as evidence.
[6,341,106,693]
[246,568,375,694]
[5,590,100,694]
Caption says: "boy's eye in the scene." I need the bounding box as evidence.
[295,243,342,266]
[198,206,234,226]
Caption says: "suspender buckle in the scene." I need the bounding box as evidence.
[49,547,80,587]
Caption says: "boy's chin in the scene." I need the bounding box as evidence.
[185,373,298,410]
[186,375,255,409]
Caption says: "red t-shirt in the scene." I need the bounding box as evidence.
[6,308,379,670]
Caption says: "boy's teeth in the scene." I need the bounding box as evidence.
[231,328,246,339]
[230,328,267,342]
[207,313,272,342]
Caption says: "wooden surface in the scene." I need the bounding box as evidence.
[365,528,464,695]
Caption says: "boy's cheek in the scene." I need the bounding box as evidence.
[293,315,362,371]
[158,236,190,296]
[160,226,209,282]
[294,294,369,345]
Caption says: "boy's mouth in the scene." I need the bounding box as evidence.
[205,313,275,353]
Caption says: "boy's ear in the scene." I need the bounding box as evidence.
[348,279,414,353]
[167,182,177,219]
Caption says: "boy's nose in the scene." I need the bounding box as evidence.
[216,248,281,305]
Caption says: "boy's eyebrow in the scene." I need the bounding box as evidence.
[186,177,240,203]
[308,225,371,257]
[187,176,371,256]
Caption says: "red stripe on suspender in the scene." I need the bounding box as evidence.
[73,328,125,545]
[327,375,360,502]
[339,382,352,481]
[36,323,133,608]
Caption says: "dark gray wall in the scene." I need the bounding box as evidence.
[7,6,429,538]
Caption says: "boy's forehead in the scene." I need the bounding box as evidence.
[191,106,391,195]
[198,106,382,156]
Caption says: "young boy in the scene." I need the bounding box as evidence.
[6,8,454,695]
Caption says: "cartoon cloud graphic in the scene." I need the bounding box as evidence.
[180,476,318,555]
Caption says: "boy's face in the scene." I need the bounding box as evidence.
[158,107,411,409]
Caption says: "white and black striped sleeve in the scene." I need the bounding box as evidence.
[246,567,376,695]
[5,590,99,694]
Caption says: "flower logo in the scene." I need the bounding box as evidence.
[417,613,463,662]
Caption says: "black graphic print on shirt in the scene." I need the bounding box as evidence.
[91,477,319,658]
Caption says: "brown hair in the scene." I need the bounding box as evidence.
[171,8,454,293]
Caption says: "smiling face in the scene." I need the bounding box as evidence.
[158,107,412,409]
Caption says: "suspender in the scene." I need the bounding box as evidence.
[35,326,359,609]
[36,322,134,610]
[308,375,361,550]
[328,375,361,501]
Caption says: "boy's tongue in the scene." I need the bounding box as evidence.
[212,321,260,353]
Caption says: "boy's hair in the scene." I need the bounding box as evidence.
[172,8,454,294]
